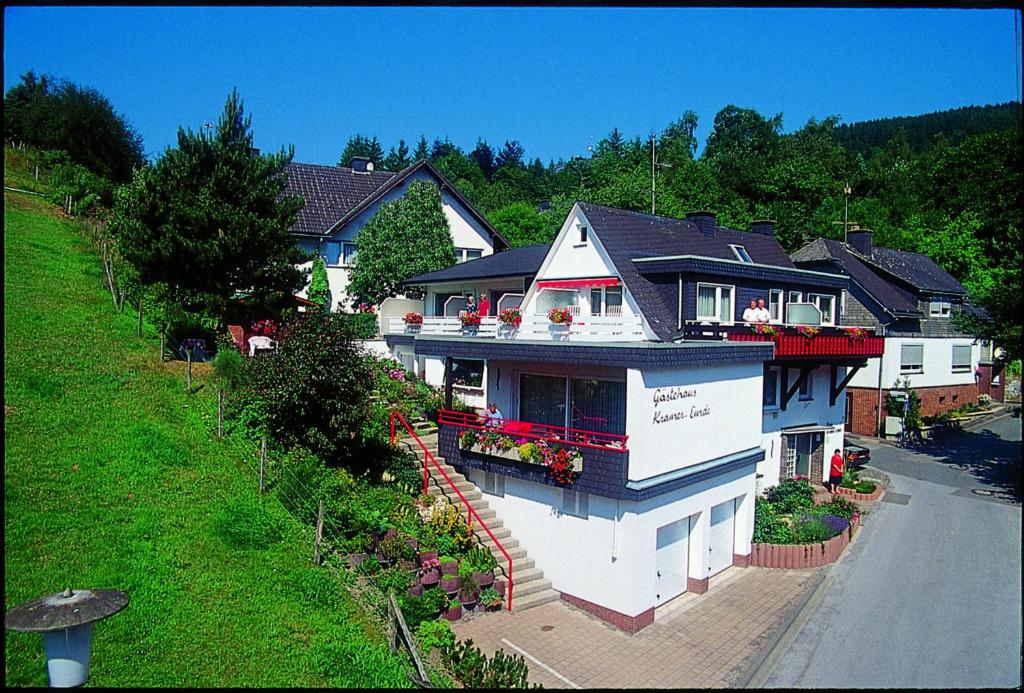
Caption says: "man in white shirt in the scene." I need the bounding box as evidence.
[742,299,759,323]
[755,298,772,323]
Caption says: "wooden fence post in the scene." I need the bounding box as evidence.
[159,329,165,363]
[386,594,398,653]
[259,436,267,494]
[185,348,192,392]
[217,388,224,439]
[313,501,324,565]
[137,300,143,338]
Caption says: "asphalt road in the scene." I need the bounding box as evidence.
[763,412,1022,689]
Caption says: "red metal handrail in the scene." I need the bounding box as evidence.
[390,411,515,611]
[439,409,629,452]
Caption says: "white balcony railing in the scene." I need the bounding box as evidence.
[386,313,645,342]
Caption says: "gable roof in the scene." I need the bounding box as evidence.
[282,158,509,248]
[791,238,964,317]
[403,244,549,285]
[576,202,798,341]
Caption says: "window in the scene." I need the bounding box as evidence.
[952,345,972,373]
[590,286,623,316]
[342,242,358,266]
[785,447,796,479]
[763,367,779,409]
[788,290,803,304]
[571,379,626,435]
[769,289,784,323]
[809,293,836,325]
[562,489,589,519]
[455,247,483,263]
[798,371,813,401]
[578,226,588,244]
[730,245,753,263]
[929,301,951,318]
[519,373,568,428]
[901,344,924,374]
[451,358,484,389]
[536,288,578,315]
[324,241,342,266]
[482,471,505,497]
[696,283,735,323]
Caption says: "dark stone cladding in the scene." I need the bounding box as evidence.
[439,425,761,502]
[384,334,415,348]
[410,336,773,369]
[634,256,849,288]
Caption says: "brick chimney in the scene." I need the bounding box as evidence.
[750,220,776,237]
[686,211,717,237]
[350,157,374,173]
[847,229,873,256]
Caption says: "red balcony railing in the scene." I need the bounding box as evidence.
[727,331,885,358]
[439,409,628,452]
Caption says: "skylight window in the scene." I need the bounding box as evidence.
[730,245,753,263]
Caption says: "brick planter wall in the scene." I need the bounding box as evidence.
[834,484,883,502]
[750,517,860,569]
[847,383,981,436]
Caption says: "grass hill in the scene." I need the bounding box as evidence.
[3,169,412,685]
[835,101,1022,155]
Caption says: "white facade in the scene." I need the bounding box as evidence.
[847,336,980,390]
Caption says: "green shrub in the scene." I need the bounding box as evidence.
[378,533,415,563]
[810,496,859,521]
[478,587,501,608]
[791,513,832,543]
[272,446,330,522]
[415,619,455,652]
[398,593,437,631]
[442,638,534,688]
[752,497,793,544]
[464,545,497,573]
[765,479,815,514]
[854,480,876,494]
[422,587,449,615]
[344,311,378,339]
[307,255,330,310]
[211,495,285,549]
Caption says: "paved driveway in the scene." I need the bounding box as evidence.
[452,565,824,688]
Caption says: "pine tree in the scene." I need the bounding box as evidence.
[338,133,384,166]
[383,138,411,171]
[414,135,429,161]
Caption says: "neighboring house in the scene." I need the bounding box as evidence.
[385,202,883,632]
[282,157,508,311]
[791,229,987,437]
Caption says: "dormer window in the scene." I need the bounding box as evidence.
[929,300,951,318]
[730,245,753,263]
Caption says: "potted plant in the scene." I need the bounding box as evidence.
[752,323,778,336]
[478,587,502,611]
[378,533,413,567]
[460,312,482,330]
[843,326,869,340]
[547,306,573,325]
[418,549,439,567]
[497,307,522,337]
[796,325,821,338]
[423,587,448,617]
[457,569,479,611]
[403,311,423,331]
[465,546,496,589]
[440,573,460,595]
[443,596,462,622]
[408,582,424,598]
[494,578,506,599]
[438,556,459,576]
[418,557,441,588]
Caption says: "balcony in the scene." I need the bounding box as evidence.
[386,312,645,342]
[681,322,885,360]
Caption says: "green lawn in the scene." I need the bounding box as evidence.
[3,190,412,687]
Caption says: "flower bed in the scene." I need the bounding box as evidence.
[834,484,883,502]
[458,429,582,485]
[751,515,860,568]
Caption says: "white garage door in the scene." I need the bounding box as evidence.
[655,517,689,606]
[708,499,736,577]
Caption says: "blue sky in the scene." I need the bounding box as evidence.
[4,7,1021,166]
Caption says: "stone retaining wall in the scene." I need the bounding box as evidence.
[834,484,884,502]
[751,516,860,569]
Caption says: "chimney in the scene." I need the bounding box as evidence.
[686,211,717,237]
[249,147,261,157]
[750,220,776,237]
[350,157,373,173]
[847,229,873,256]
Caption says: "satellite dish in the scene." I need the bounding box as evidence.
[994,346,1006,360]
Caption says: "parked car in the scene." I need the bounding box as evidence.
[844,440,870,468]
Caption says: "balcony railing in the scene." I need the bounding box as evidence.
[386,314,645,342]
[681,322,885,359]
[439,409,628,452]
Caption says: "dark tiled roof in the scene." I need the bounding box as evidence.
[866,246,966,295]
[793,239,918,314]
[282,162,396,236]
[577,202,796,341]
[403,245,549,284]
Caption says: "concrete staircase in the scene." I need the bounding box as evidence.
[398,429,560,612]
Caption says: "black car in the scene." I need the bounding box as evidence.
[844,441,870,468]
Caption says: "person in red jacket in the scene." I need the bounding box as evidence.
[828,448,844,493]
[478,293,490,317]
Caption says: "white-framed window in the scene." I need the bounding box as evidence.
[798,371,813,401]
[769,289,784,323]
[455,247,483,264]
[901,343,924,374]
[451,358,484,389]
[482,471,505,497]
[590,286,623,316]
[696,283,735,323]
[808,293,836,326]
[562,488,589,518]
[536,288,579,315]
[788,290,803,304]
[342,242,358,266]
[763,367,780,409]
[730,245,753,263]
[785,447,797,479]
[929,300,951,318]
[952,345,972,373]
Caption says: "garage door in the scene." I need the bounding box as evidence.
[655,517,689,606]
[708,500,735,577]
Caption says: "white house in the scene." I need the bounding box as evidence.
[792,230,986,437]
[282,157,508,312]
[385,203,883,632]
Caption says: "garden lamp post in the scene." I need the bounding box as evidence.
[5,588,129,687]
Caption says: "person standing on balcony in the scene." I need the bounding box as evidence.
[743,298,759,323]
[755,298,771,323]
[478,293,490,316]
[465,293,476,314]
[828,448,844,493]
[484,402,504,428]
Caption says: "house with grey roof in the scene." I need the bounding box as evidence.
[384,201,883,631]
[282,157,508,311]
[791,229,990,436]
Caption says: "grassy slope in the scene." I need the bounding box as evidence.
[3,190,410,687]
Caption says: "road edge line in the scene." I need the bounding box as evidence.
[500,637,581,689]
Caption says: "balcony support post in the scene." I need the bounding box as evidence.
[444,356,453,410]
[781,365,813,411]
[829,362,866,406]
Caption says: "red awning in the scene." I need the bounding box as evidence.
[536,277,620,289]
